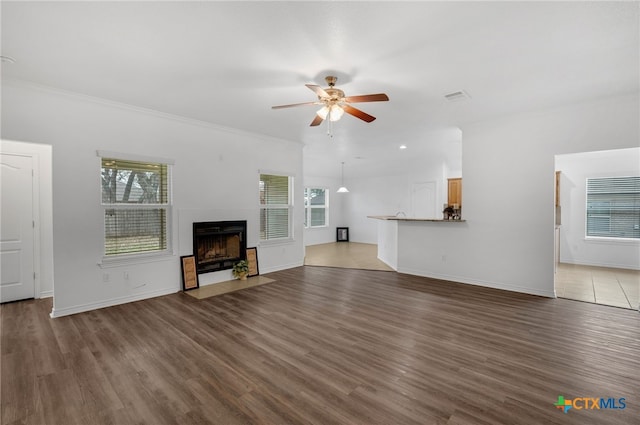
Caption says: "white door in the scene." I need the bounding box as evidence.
[1,153,35,303]
[411,182,436,219]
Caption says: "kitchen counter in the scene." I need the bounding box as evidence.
[367,215,465,222]
[367,215,468,271]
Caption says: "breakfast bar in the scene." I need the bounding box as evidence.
[367,215,466,270]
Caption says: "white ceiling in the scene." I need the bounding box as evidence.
[2,1,638,177]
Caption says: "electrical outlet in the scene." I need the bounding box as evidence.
[123,271,129,280]
[103,273,110,283]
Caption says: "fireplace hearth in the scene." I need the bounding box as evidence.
[193,221,247,274]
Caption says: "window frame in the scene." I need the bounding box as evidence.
[304,187,329,229]
[98,151,174,262]
[585,176,640,241]
[259,172,294,243]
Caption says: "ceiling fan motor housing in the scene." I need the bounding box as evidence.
[323,88,345,103]
[322,76,344,103]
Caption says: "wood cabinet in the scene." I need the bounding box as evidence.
[447,178,462,207]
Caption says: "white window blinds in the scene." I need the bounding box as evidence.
[101,158,171,255]
[586,176,640,239]
[260,174,292,240]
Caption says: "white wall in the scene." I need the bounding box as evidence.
[376,220,398,270]
[397,94,639,297]
[3,80,637,311]
[338,127,462,244]
[1,81,304,317]
[556,148,640,269]
[302,174,346,246]
[344,157,459,244]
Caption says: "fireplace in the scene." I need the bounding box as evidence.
[193,221,247,274]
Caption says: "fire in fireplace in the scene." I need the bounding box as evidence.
[193,221,247,274]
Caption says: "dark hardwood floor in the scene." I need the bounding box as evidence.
[2,266,639,425]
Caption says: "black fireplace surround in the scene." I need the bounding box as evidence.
[193,221,247,274]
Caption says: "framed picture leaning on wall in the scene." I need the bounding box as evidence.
[181,255,199,291]
[246,247,259,277]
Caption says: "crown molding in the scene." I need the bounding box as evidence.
[2,78,303,147]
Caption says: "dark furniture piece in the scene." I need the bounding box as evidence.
[337,227,349,242]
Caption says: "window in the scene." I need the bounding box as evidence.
[101,157,171,256]
[586,176,640,239]
[304,188,328,228]
[259,173,293,240]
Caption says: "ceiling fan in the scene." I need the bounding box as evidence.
[272,76,389,127]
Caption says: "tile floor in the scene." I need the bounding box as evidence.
[555,263,639,310]
[304,242,395,271]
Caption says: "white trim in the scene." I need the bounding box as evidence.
[398,267,557,298]
[98,253,175,269]
[260,260,304,274]
[584,237,640,245]
[39,290,53,298]
[50,286,178,318]
[259,173,294,242]
[304,187,330,229]
[1,153,41,298]
[258,238,296,247]
[377,255,398,271]
[0,141,54,301]
[99,157,174,258]
[584,175,640,240]
[258,169,296,178]
[31,153,42,299]
[560,259,640,271]
[96,150,176,165]
[5,78,302,147]
[101,203,169,209]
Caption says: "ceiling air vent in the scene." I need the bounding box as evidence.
[444,90,471,102]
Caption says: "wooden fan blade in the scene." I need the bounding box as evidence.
[272,101,320,109]
[306,84,330,99]
[344,93,389,103]
[310,114,324,126]
[342,104,376,123]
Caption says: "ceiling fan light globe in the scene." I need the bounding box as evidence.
[316,106,329,120]
[337,186,349,193]
[329,105,344,122]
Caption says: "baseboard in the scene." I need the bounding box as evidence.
[49,261,304,317]
[560,259,640,271]
[50,286,178,318]
[261,261,304,274]
[39,290,53,299]
[398,267,556,298]
[377,255,397,271]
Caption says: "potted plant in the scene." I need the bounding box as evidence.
[232,260,250,280]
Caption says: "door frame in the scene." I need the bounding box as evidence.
[0,140,54,300]
[1,152,39,301]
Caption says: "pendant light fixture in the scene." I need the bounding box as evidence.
[337,162,349,193]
